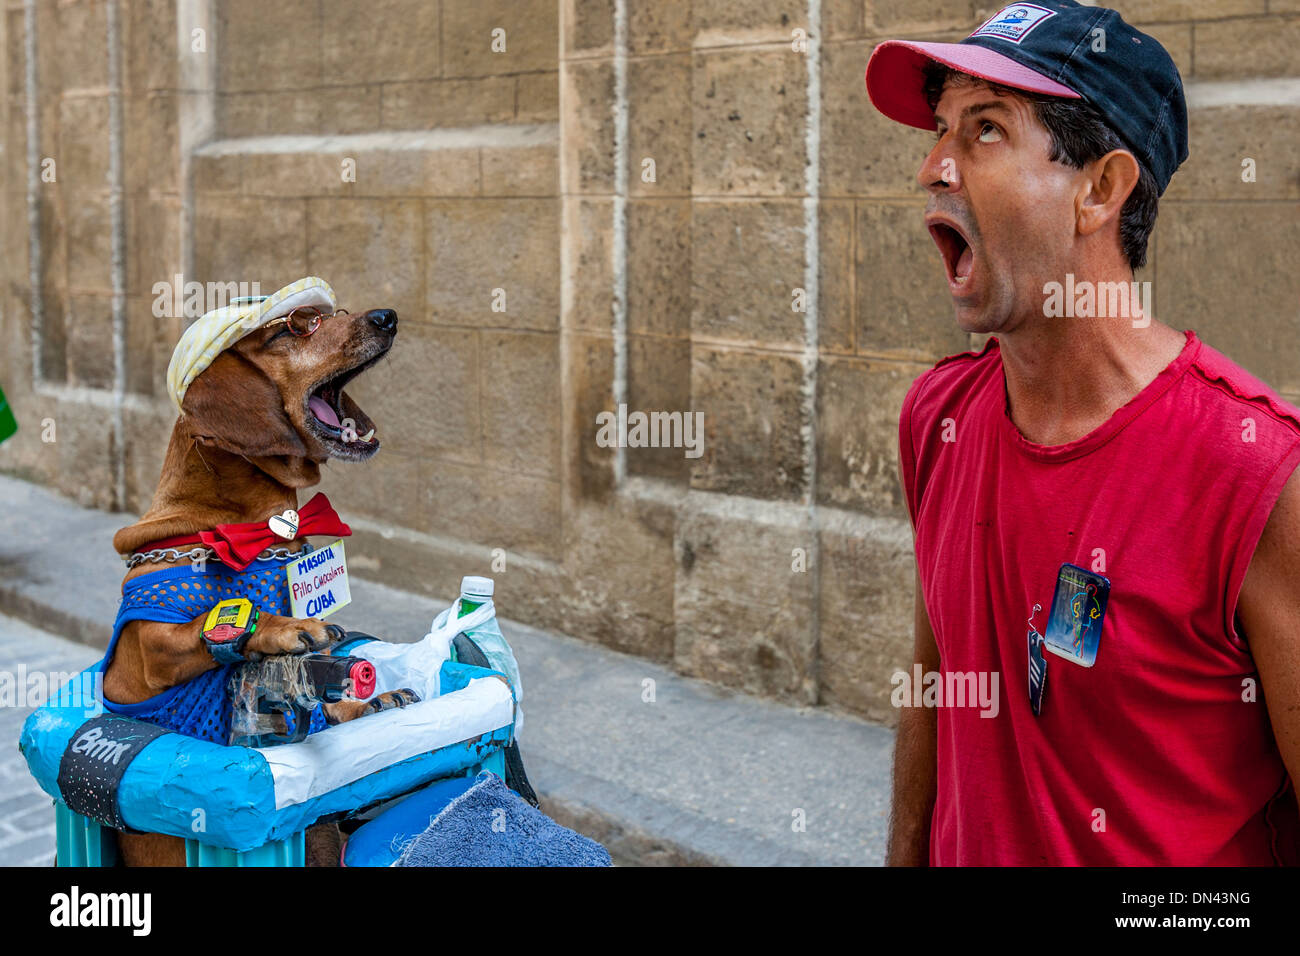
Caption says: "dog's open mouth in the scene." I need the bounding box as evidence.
[304,353,385,458]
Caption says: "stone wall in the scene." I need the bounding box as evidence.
[2,0,1297,726]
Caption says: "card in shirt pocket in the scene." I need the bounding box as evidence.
[1043,562,1110,668]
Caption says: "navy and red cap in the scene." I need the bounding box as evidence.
[865,2,1189,194]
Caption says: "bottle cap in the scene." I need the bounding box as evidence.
[460,575,494,599]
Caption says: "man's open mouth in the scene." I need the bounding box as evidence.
[304,352,385,456]
[928,217,976,291]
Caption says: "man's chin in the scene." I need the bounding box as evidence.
[951,302,999,336]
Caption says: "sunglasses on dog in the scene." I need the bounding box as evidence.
[263,305,350,337]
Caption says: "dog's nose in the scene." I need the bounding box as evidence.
[368,309,398,333]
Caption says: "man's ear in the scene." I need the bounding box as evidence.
[1076,148,1140,239]
[180,350,309,459]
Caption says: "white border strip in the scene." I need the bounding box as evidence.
[1184,77,1300,109]
[107,0,126,510]
[23,0,42,383]
[802,0,823,689]
[611,0,629,486]
[258,676,514,810]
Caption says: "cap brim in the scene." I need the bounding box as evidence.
[865,40,1080,130]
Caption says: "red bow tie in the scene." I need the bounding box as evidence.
[137,493,351,572]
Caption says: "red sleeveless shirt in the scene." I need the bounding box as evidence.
[900,328,1300,865]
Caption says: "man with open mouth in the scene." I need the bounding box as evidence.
[868,1,1300,865]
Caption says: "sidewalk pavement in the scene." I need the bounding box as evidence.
[0,473,894,866]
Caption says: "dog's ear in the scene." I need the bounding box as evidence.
[180,349,309,459]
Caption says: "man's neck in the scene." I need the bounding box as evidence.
[997,315,1187,447]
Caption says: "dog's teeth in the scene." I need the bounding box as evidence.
[358,428,375,443]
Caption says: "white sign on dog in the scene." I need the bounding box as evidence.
[287,539,352,619]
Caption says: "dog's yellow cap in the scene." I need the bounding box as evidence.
[165,276,338,412]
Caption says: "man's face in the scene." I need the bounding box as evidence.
[917,76,1082,334]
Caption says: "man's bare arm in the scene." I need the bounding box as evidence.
[886,562,940,865]
[1236,463,1300,797]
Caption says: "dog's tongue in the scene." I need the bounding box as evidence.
[308,395,341,428]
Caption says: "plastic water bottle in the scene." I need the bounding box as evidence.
[458,575,494,618]
[454,575,524,737]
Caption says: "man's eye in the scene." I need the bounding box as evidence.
[978,122,1002,143]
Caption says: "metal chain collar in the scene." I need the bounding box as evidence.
[122,544,309,569]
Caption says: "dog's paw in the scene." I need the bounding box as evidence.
[322,688,420,725]
[244,616,343,658]
[364,688,420,713]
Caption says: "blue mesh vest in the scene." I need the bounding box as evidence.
[98,551,327,744]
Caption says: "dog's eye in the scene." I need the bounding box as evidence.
[264,327,293,347]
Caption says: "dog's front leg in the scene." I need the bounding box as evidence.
[104,615,345,704]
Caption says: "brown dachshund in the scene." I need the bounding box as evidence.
[104,303,410,865]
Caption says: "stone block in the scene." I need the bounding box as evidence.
[425,198,560,329]
[192,195,308,288]
[674,504,817,701]
[480,330,561,480]
[1167,105,1300,202]
[379,76,517,129]
[56,94,110,191]
[691,199,806,347]
[563,0,615,57]
[65,293,113,389]
[690,345,806,500]
[421,458,563,561]
[482,141,558,196]
[560,58,615,195]
[628,53,691,197]
[626,333,692,482]
[216,90,321,137]
[443,0,559,78]
[817,514,914,723]
[124,92,179,196]
[1156,201,1300,394]
[217,0,321,93]
[305,197,425,324]
[516,71,560,123]
[816,355,926,516]
[320,0,441,84]
[692,46,808,196]
[1122,0,1266,22]
[565,332,616,500]
[819,198,854,352]
[563,197,614,334]
[1193,16,1300,79]
[346,322,478,462]
[628,0,693,54]
[820,39,932,199]
[63,195,112,294]
[856,201,970,360]
[627,198,690,338]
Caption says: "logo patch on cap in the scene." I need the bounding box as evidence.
[969,4,1057,44]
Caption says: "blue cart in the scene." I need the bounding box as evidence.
[20,598,522,866]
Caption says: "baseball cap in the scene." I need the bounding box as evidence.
[865,2,1188,194]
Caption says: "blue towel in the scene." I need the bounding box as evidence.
[395,772,612,867]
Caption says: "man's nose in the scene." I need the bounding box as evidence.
[367,309,398,333]
[917,141,958,193]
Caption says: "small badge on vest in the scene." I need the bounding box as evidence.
[1043,562,1110,668]
[1028,620,1048,716]
[57,715,169,831]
